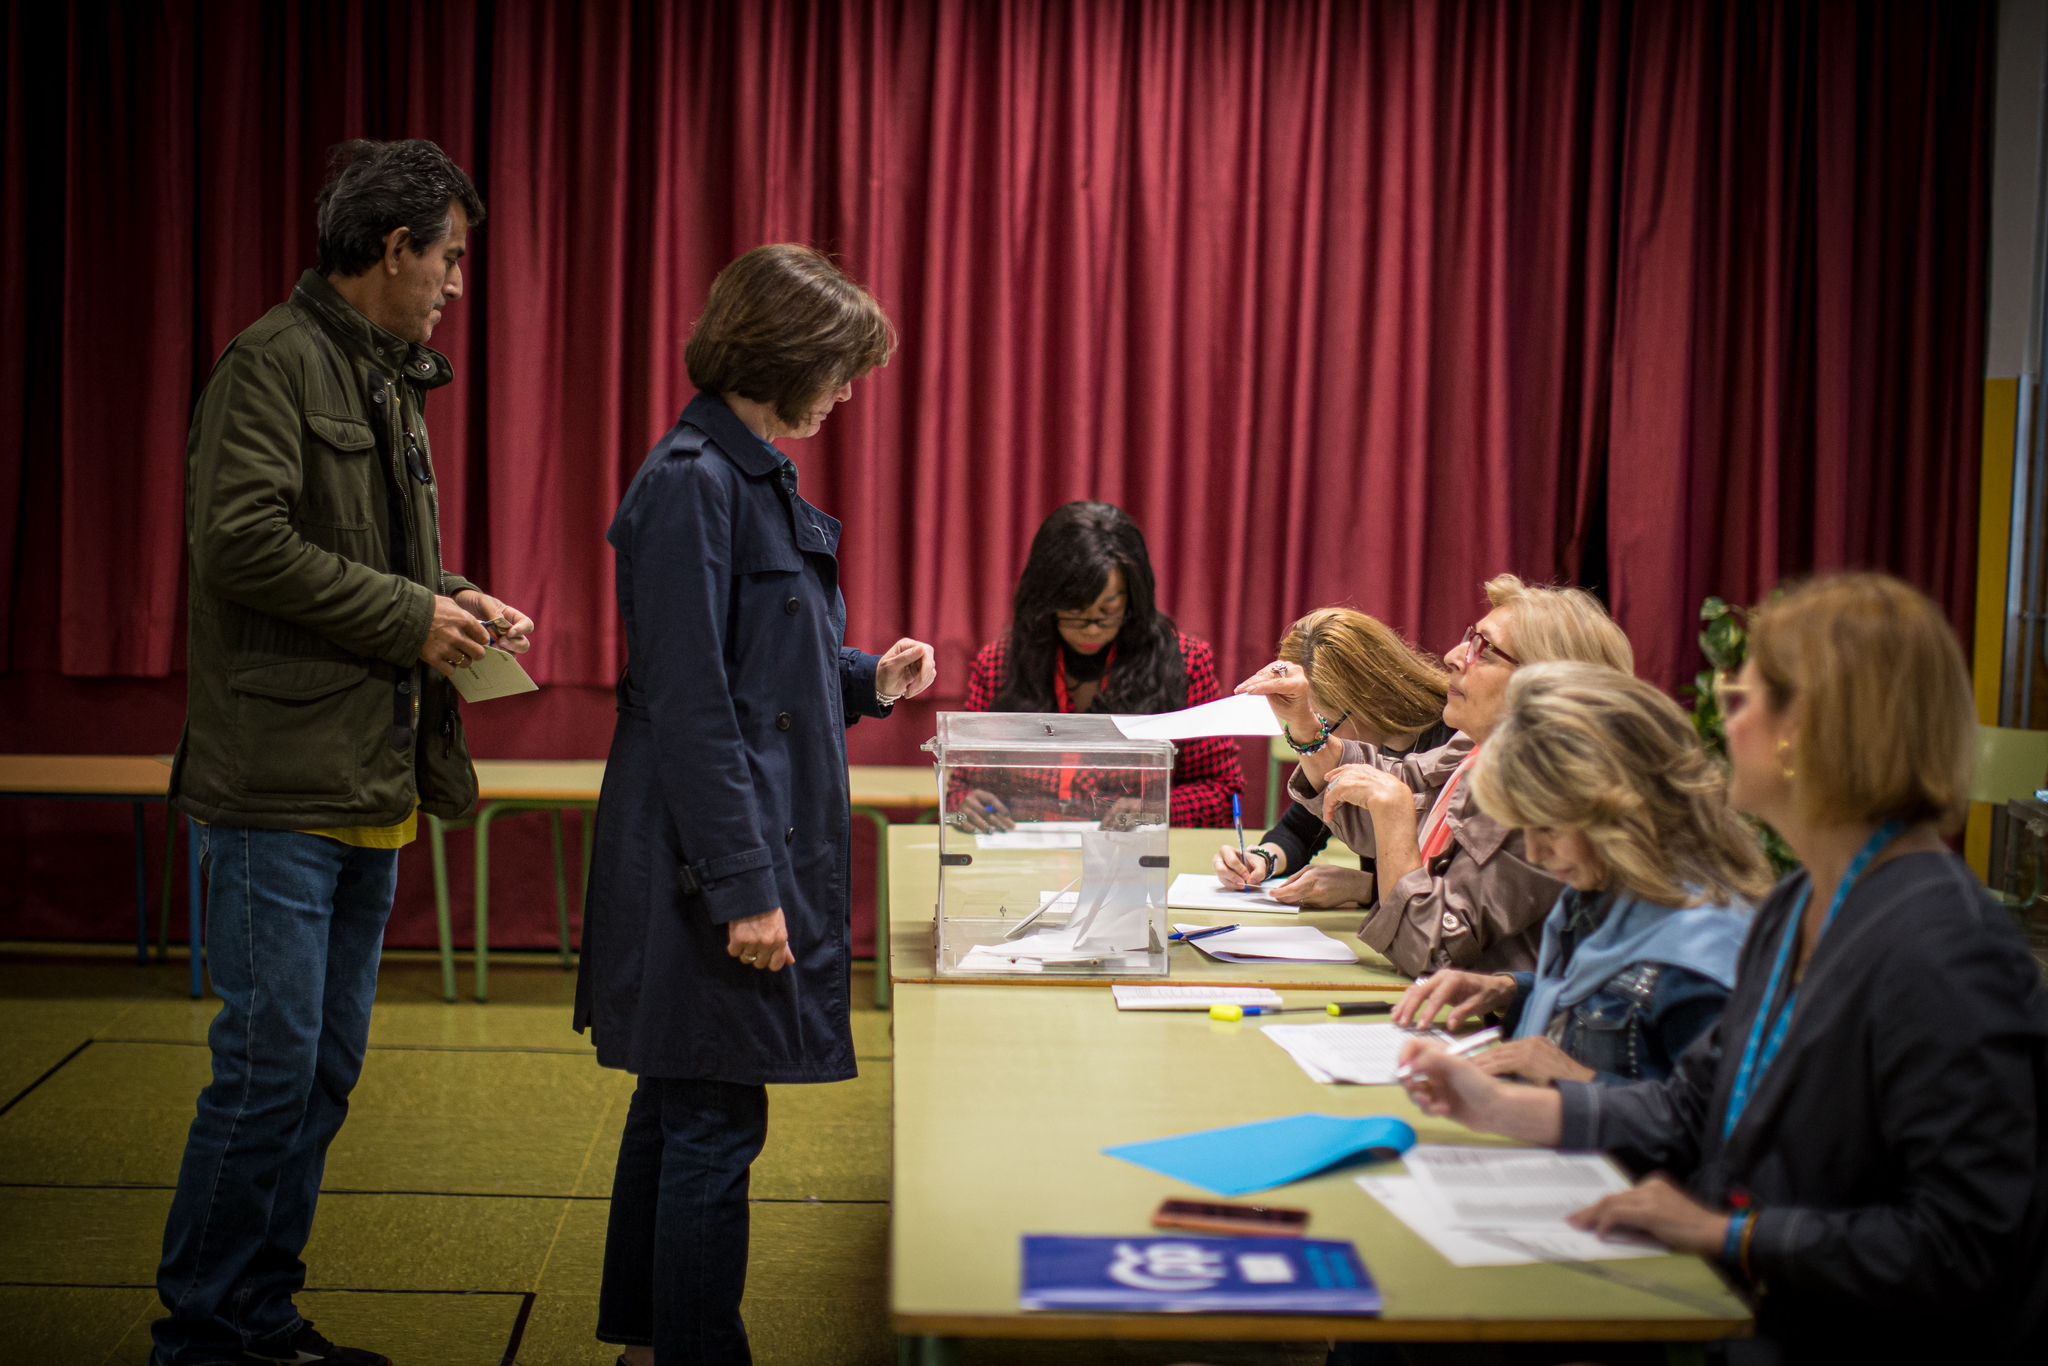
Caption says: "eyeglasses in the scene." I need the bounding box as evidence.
[1055,610,1126,633]
[1459,624,1520,668]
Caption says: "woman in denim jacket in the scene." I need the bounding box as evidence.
[1393,662,1772,1085]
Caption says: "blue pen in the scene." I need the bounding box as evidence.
[1231,793,1247,870]
[1169,923,1240,943]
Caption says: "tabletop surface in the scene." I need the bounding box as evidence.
[890,981,1752,1342]
[0,754,175,797]
[888,825,1413,991]
[460,759,937,806]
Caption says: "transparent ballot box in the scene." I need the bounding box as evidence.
[921,711,1173,978]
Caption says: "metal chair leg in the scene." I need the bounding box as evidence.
[429,814,457,1003]
[549,809,572,968]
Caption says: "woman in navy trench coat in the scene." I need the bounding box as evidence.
[575,246,934,1365]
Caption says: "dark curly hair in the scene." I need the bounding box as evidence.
[994,502,1188,715]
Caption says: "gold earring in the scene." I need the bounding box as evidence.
[1777,738,1796,782]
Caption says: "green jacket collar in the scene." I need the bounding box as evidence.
[291,269,454,389]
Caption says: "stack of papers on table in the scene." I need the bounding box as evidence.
[1173,924,1358,964]
[1360,1146,1662,1266]
[1111,984,1284,1010]
[1262,1023,1451,1084]
[1167,874,1310,915]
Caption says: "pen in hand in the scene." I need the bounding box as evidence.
[1392,1026,1503,1083]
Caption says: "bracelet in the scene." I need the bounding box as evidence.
[1282,723,1333,755]
[1739,1210,1759,1284]
[1247,846,1279,880]
[1722,1209,1751,1269]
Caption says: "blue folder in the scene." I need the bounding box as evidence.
[1021,1234,1382,1314]
[1103,1113,1416,1197]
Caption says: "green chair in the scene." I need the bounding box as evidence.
[428,803,590,1002]
[1975,725,2048,914]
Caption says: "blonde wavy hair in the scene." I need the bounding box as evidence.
[1484,574,1635,672]
[1472,662,1773,906]
[1277,608,1449,738]
[1747,573,1976,833]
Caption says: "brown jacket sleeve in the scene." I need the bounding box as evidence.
[1285,735,1471,858]
[1358,783,1562,976]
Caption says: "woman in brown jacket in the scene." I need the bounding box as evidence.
[1238,575,1633,976]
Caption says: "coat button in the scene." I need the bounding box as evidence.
[785,826,796,844]
[784,597,800,615]
[776,712,793,731]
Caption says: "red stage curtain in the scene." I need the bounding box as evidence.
[0,0,1996,948]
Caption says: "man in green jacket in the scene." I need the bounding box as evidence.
[154,139,534,1366]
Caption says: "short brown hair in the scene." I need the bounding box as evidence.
[1747,573,1976,832]
[1278,608,1449,738]
[1484,574,1635,673]
[685,245,896,425]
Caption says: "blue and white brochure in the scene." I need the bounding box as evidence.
[1020,1235,1381,1314]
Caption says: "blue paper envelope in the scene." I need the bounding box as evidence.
[1103,1114,1416,1197]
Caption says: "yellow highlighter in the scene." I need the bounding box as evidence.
[1208,1001,1396,1022]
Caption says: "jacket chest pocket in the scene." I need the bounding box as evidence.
[301,412,379,533]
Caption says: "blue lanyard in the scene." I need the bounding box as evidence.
[1720,821,1904,1144]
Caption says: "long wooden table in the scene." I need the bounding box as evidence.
[0,754,174,967]
[428,760,937,1002]
[890,983,1752,1356]
[887,824,1411,992]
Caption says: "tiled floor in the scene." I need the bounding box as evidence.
[0,947,1321,1366]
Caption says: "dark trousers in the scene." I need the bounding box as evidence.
[598,1075,770,1365]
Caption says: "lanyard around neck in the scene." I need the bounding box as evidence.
[1053,642,1116,713]
[1720,821,1904,1143]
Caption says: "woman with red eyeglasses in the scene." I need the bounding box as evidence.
[961,502,1244,828]
[1239,575,1634,975]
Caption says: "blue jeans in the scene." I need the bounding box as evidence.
[152,826,397,1365]
[598,1075,770,1365]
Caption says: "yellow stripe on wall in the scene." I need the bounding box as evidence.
[1967,377,2020,877]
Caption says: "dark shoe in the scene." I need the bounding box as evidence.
[236,1323,391,1366]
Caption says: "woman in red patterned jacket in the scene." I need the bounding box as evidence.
[962,501,1244,827]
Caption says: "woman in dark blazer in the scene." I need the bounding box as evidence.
[1398,574,2048,1364]
[575,245,935,1365]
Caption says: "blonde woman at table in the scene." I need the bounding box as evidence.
[1212,607,1453,908]
[1392,662,1768,1086]
[1397,575,2048,1364]
[1239,575,1633,975]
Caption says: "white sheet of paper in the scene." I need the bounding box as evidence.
[1111,984,1284,1011]
[975,821,1092,850]
[1067,829,1157,952]
[1167,873,1306,915]
[1170,923,1358,963]
[1111,693,1282,740]
[1401,1146,1637,1229]
[1260,1023,1451,1085]
[1358,1176,1663,1266]
[448,647,538,703]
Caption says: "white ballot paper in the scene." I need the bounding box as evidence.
[1112,984,1284,1011]
[448,647,539,703]
[1358,1175,1663,1267]
[1262,1023,1451,1085]
[1401,1146,1638,1229]
[975,820,1092,850]
[1111,693,1282,740]
[1065,829,1157,951]
[1168,873,1312,915]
